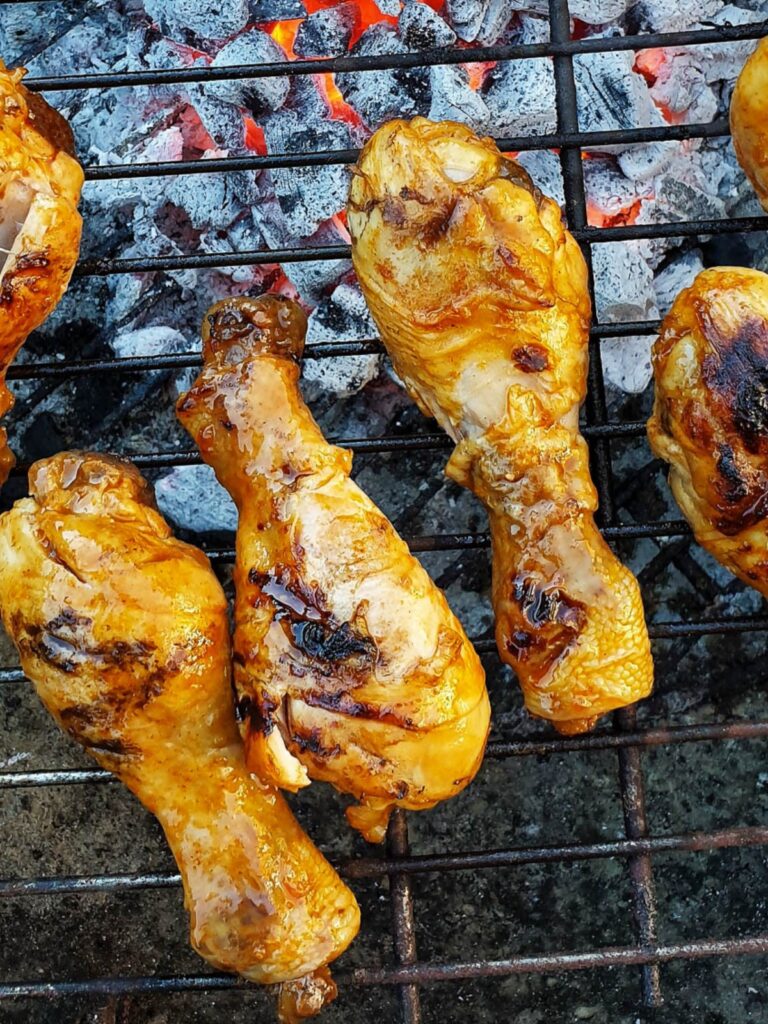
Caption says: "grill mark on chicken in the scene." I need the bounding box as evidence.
[20,620,156,676]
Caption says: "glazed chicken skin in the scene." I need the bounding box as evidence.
[0,452,359,1013]
[0,64,83,484]
[348,118,653,735]
[648,267,768,597]
[731,37,768,212]
[177,296,490,843]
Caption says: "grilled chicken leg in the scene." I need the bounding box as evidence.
[348,118,653,735]
[177,296,490,843]
[0,452,360,1012]
[731,38,768,212]
[648,267,768,597]
[0,64,83,484]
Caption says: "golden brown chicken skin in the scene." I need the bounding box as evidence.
[0,64,83,484]
[731,38,768,212]
[0,452,359,1009]
[348,118,653,735]
[648,267,768,597]
[177,296,490,843]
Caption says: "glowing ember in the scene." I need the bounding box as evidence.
[244,116,267,154]
[463,61,496,91]
[587,196,644,228]
[303,0,395,46]
[268,18,302,58]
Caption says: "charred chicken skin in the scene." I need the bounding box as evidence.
[348,118,653,735]
[731,38,768,212]
[0,452,360,1008]
[648,267,768,597]
[177,296,490,843]
[0,64,83,484]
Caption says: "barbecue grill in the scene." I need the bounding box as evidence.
[2,0,768,1021]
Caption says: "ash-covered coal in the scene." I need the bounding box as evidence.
[444,0,515,44]
[483,58,556,136]
[143,0,250,42]
[398,2,457,49]
[294,4,356,58]
[206,28,290,115]
[303,280,382,400]
[249,0,305,18]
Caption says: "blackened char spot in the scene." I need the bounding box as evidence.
[716,443,748,504]
[291,620,375,662]
[290,727,341,760]
[702,316,768,453]
[513,578,585,631]
[15,251,49,270]
[505,577,587,680]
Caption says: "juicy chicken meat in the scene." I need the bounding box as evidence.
[0,64,83,484]
[177,296,490,843]
[731,38,768,212]
[348,118,653,735]
[648,266,768,597]
[0,452,359,1013]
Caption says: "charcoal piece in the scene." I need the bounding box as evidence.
[142,0,250,41]
[398,2,457,49]
[294,4,356,58]
[373,0,402,14]
[475,0,515,44]
[429,65,489,133]
[280,220,351,304]
[249,0,305,18]
[0,2,77,65]
[574,49,665,144]
[584,157,648,222]
[207,28,290,115]
[156,465,238,534]
[261,114,354,237]
[629,0,721,33]
[336,24,431,131]
[482,58,557,136]
[618,141,676,181]
[648,50,718,124]
[653,249,704,317]
[516,150,564,206]
[445,0,486,41]
[303,281,381,398]
[186,87,247,152]
[569,0,629,22]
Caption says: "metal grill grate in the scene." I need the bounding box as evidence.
[2,1,768,1021]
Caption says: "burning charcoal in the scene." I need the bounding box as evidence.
[0,3,79,65]
[429,64,489,132]
[142,0,250,42]
[693,6,766,86]
[294,4,356,58]
[641,49,718,125]
[574,48,666,142]
[517,150,565,206]
[653,249,704,316]
[165,169,258,233]
[517,14,549,42]
[303,281,382,398]
[482,58,557,136]
[475,0,516,45]
[275,219,351,305]
[261,113,356,237]
[207,28,290,115]
[111,325,194,395]
[155,465,238,533]
[584,157,651,224]
[398,2,457,49]
[249,0,305,18]
[186,88,247,152]
[444,0,489,42]
[336,24,431,132]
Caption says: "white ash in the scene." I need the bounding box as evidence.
[593,241,659,324]
[164,168,259,232]
[429,64,489,133]
[110,325,194,394]
[336,24,430,131]
[618,140,677,182]
[0,2,84,65]
[516,150,565,207]
[692,5,765,86]
[373,0,403,15]
[575,47,666,146]
[155,464,237,533]
[653,249,704,316]
[294,4,356,58]
[482,59,557,136]
[398,2,457,49]
[142,0,250,42]
[516,14,550,43]
[206,29,290,115]
[303,281,382,398]
[248,0,305,20]
[629,0,722,32]
[569,0,630,22]
[601,334,656,393]
[444,0,515,44]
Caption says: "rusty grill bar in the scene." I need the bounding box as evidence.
[1,0,768,1019]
